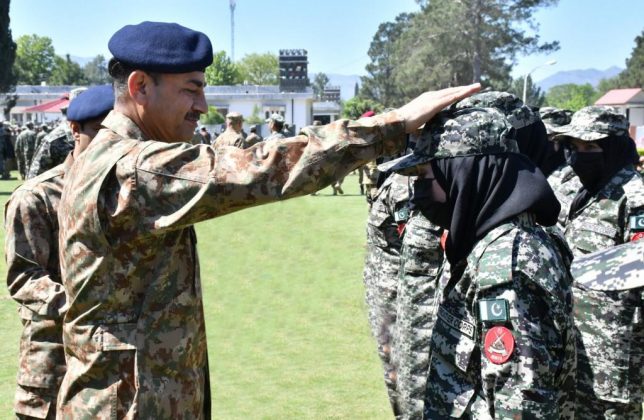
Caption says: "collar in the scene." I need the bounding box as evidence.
[101,110,149,141]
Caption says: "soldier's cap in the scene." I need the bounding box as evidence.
[553,106,630,142]
[266,113,285,124]
[66,84,114,123]
[454,91,539,130]
[226,112,243,122]
[378,107,517,175]
[25,121,34,129]
[539,107,572,135]
[108,21,213,74]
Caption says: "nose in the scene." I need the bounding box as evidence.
[194,91,208,115]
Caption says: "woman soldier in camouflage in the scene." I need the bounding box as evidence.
[380,107,576,419]
[552,106,644,420]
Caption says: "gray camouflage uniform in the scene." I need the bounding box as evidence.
[363,173,413,417]
[553,106,644,419]
[27,121,74,179]
[380,107,576,419]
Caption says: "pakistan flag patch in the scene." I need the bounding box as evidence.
[630,215,644,232]
[478,299,509,323]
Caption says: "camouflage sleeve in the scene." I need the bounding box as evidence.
[124,113,405,233]
[623,175,644,242]
[28,137,73,179]
[4,190,66,317]
[15,135,24,177]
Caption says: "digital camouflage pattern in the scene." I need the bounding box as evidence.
[423,214,576,419]
[539,107,572,135]
[393,211,443,419]
[4,154,74,419]
[555,166,644,257]
[454,91,539,129]
[27,121,75,179]
[572,240,644,291]
[378,107,518,175]
[211,129,246,148]
[57,110,406,418]
[15,128,38,179]
[553,106,630,142]
[363,172,413,417]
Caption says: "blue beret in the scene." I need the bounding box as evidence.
[66,84,114,123]
[108,21,213,73]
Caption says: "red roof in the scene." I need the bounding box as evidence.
[594,88,642,105]
[24,95,70,113]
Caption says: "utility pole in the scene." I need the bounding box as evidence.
[230,0,236,62]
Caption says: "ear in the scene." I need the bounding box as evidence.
[127,70,152,106]
[69,121,82,143]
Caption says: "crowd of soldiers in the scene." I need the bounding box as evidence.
[2,20,643,420]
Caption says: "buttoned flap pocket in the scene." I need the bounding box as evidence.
[97,323,138,351]
[401,215,443,276]
[569,219,619,253]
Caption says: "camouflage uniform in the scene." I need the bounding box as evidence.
[4,154,73,419]
[423,215,576,419]
[363,173,413,416]
[27,121,74,179]
[393,211,443,419]
[362,160,379,202]
[56,110,406,418]
[242,132,262,148]
[571,241,644,420]
[212,129,245,148]
[34,128,49,155]
[264,131,286,142]
[15,127,38,179]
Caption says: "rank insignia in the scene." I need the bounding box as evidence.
[630,215,644,231]
[478,299,509,323]
[484,326,514,364]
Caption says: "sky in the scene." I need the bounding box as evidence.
[8,0,644,81]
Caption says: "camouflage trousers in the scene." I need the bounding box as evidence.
[573,286,643,420]
[15,385,57,420]
[392,213,443,420]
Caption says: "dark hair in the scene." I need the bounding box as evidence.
[109,58,161,99]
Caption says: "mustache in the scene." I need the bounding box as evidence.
[185,111,201,121]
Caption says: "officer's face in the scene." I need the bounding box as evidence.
[145,72,208,142]
[70,117,104,154]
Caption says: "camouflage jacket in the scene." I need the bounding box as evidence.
[394,211,443,419]
[27,121,75,179]
[15,129,38,178]
[34,130,48,154]
[264,131,285,142]
[547,163,575,191]
[57,110,405,418]
[212,129,245,148]
[361,160,379,186]
[4,154,72,418]
[363,173,413,416]
[242,133,262,148]
[555,166,644,257]
[424,214,576,419]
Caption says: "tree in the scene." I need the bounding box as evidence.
[507,75,545,107]
[354,82,359,98]
[360,13,413,107]
[0,0,17,92]
[372,0,559,104]
[341,97,383,119]
[200,106,225,125]
[237,53,279,85]
[83,54,110,85]
[246,104,264,125]
[545,83,597,112]
[619,30,644,88]
[14,34,56,85]
[205,51,240,86]
[312,73,329,99]
[50,54,87,85]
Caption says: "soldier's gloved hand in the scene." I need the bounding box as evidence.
[397,84,482,133]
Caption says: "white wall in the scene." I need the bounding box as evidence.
[629,107,644,126]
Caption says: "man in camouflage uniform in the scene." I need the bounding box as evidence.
[264,113,286,141]
[5,85,114,419]
[212,112,245,148]
[34,124,50,153]
[540,107,574,188]
[243,124,262,148]
[54,20,481,419]
[15,121,38,179]
[552,106,644,419]
[571,240,643,420]
[380,107,576,419]
[27,88,87,179]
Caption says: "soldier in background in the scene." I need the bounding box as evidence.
[540,107,572,178]
[34,124,50,153]
[264,113,286,141]
[15,121,37,180]
[28,88,87,179]
[243,124,262,148]
[5,85,114,420]
[212,112,245,148]
[381,107,576,419]
[199,126,212,144]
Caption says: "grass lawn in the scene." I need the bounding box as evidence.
[0,171,392,419]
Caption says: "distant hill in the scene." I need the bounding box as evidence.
[311,73,362,101]
[536,66,623,92]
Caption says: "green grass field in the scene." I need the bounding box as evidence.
[0,172,392,419]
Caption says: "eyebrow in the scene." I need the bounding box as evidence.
[187,79,205,88]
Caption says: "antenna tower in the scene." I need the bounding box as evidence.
[230,0,236,62]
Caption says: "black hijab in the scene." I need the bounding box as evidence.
[514,120,549,173]
[568,134,640,214]
[414,152,560,265]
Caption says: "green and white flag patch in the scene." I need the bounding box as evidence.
[478,299,509,323]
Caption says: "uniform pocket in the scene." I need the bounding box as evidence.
[567,219,619,253]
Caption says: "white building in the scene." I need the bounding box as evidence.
[595,88,644,147]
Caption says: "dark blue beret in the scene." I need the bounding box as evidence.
[108,21,213,73]
[66,84,114,123]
